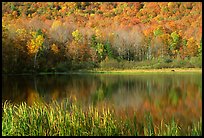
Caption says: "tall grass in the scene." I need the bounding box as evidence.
[2,100,202,136]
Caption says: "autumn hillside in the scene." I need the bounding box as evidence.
[2,2,202,73]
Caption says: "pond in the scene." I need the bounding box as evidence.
[2,72,202,130]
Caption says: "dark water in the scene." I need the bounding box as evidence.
[2,73,202,127]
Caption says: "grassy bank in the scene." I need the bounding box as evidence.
[88,68,202,74]
[2,100,202,136]
[2,68,202,76]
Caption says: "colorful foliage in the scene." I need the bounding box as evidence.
[2,2,202,73]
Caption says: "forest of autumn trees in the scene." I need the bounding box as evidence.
[2,2,202,73]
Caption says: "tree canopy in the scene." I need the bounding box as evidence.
[2,2,202,73]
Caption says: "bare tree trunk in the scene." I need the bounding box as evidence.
[148,45,151,60]
[128,49,130,61]
[34,50,38,71]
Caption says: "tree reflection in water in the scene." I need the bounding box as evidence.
[2,73,202,130]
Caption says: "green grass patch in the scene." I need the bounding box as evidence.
[2,100,202,136]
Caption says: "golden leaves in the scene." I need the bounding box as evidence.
[27,32,44,54]
[51,44,59,54]
[186,37,199,57]
[51,20,63,30]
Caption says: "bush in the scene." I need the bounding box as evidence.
[100,58,120,70]
[56,62,70,72]
[164,58,173,63]
[119,60,135,69]
[170,58,193,68]
[98,56,202,70]
[189,56,202,68]
[152,62,170,69]
[71,61,98,70]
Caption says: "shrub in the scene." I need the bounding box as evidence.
[56,62,70,72]
[71,61,98,70]
[164,58,173,63]
[189,56,202,68]
[100,58,120,70]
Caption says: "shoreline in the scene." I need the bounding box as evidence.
[2,68,202,76]
[89,68,202,73]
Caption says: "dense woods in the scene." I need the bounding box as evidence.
[2,2,202,73]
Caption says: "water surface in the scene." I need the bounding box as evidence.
[2,73,202,128]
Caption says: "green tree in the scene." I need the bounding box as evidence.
[90,34,105,61]
[104,41,113,58]
[169,31,181,57]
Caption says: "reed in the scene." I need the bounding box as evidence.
[2,100,202,136]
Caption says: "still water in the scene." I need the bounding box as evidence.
[2,73,202,127]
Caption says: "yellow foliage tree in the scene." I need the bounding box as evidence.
[27,31,44,70]
[27,32,44,54]
[186,37,199,57]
